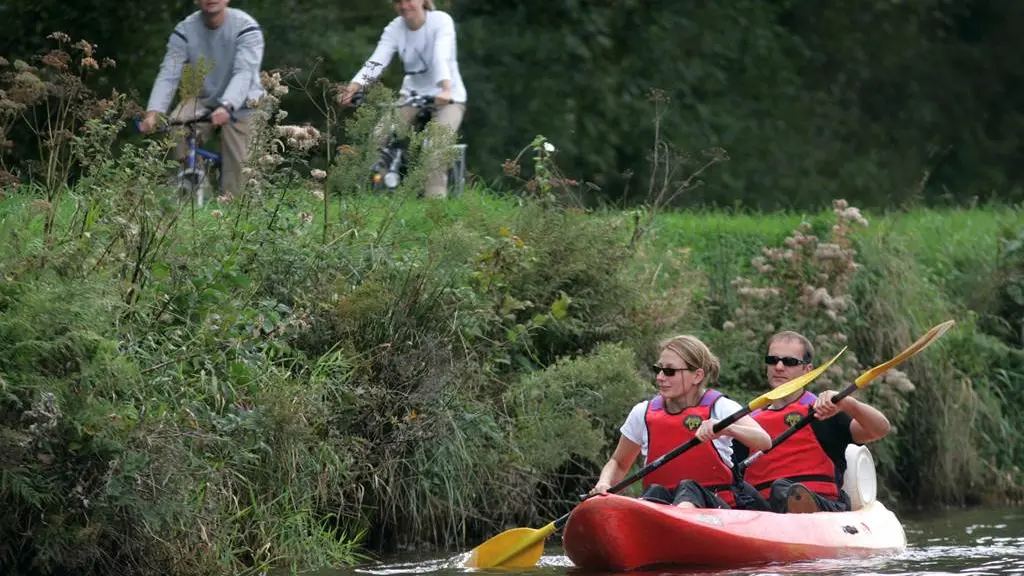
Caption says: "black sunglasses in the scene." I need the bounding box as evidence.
[765,355,809,367]
[651,365,695,377]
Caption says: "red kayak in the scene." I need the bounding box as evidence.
[561,493,907,571]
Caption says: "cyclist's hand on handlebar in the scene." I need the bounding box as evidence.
[138,111,160,134]
[338,82,362,107]
[211,106,232,127]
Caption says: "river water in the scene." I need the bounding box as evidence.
[309,506,1024,576]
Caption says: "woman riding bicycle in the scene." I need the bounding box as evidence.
[338,0,467,199]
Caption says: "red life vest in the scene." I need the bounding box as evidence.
[643,389,736,506]
[745,391,840,499]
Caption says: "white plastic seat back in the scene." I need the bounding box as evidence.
[842,443,878,510]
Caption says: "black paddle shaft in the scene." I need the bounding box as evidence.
[735,382,858,477]
[555,405,752,530]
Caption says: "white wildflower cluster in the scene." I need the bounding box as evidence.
[814,347,864,390]
[882,368,915,393]
[259,154,284,169]
[260,70,289,100]
[732,277,781,300]
[275,124,321,152]
[21,391,61,445]
[308,169,328,199]
[753,225,816,273]
[800,285,853,321]
[231,70,294,197]
[750,255,774,274]
[833,198,869,227]
[814,243,844,260]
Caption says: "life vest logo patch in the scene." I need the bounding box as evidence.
[784,412,802,427]
[683,415,703,431]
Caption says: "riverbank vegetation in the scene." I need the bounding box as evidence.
[1,37,1023,576]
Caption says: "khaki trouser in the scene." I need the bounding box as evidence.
[169,98,254,200]
[398,102,466,199]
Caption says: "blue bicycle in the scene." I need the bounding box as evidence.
[135,110,226,207]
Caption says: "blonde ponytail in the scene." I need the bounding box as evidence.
[659,334,721,386]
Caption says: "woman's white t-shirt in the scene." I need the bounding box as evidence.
[620,395,744,466]
[352,10,467,103]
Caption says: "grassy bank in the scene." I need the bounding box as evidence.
[2,173,1022,573]
[1,64,1023,575]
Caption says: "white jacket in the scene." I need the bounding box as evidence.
[351,10,467,103]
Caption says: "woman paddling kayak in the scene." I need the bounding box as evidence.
[589,334,771,508]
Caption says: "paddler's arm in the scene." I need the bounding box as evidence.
[704,396,770,451]
[589,435,642,495]
[707,414,772,451]
[813,389,891,444]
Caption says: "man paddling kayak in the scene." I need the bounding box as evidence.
[732,330,892,513]
[588,335,771,509]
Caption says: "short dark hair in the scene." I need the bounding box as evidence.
[767,330,814,362]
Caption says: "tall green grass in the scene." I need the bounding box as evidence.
[2,180,1022,574]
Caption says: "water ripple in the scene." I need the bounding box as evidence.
[324,507,1024,576]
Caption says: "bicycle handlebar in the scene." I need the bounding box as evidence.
[396,93,435,108]
[349,89,435,109]
[133,108,237,134]
[167,110,215,127]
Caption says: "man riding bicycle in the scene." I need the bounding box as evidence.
[338,0,467,199]
[138,0,265,203]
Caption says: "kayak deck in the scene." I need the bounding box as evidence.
[561,493,907,571]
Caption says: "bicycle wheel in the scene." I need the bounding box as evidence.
[176,167,209,206]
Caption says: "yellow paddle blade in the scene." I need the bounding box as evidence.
[747,347,847,411]
[463,522,554,569]
[855,320,955,388]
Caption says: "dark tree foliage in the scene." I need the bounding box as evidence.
[2,0,1023,209]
